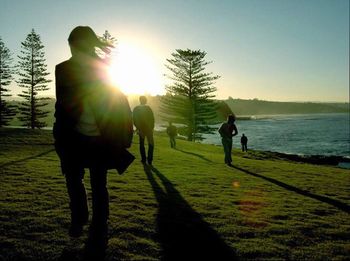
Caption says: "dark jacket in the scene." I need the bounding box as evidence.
[241,136,248,144]
[53,57,134,174]
[218,122,238,139]
[166,125,177,137]
[133,104,155,133]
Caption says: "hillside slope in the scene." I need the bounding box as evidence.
[0,128,349,260]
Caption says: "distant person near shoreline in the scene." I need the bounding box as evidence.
[53,26,134,255]
[218,114,238,166]
[166,121,177,148]
[133,96,155,165]
[241,133,248,152]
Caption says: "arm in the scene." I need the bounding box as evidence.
[232,124,238,137]
[149,107,155,130]
[54,63,78,127]
[218,123,224,137]
[132,107,139,130]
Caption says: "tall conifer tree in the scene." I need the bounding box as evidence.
[96,30,117,61]
[102,30,117,45]
[161,49,220,141]
[17,29,51,129]
[0,37,17,127]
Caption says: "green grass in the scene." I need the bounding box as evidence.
[0,128,349,260]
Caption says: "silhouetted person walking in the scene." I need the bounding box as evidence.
[218,115,238,166]
[133,96,155,165]
[241,133,248,152]
[166,121,177,148]
[53,26,134,254]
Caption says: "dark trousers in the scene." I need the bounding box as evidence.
[169,136,176,148]
[222,137,233,164]
[139,130,154,164]
[65,166,108,226]
[241,144,248,152]
[56,133,109,227]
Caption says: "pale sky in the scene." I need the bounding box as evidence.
[0,0,349,102]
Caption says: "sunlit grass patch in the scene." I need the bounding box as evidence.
[0,128,349,260]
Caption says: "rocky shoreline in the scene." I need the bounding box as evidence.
[270,151,349,166]
[241,149,350,168]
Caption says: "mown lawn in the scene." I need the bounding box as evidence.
[0,128,349,260]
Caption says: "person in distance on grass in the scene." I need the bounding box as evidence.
[241,133,248,152]
[218,114,238,166]
[53,26,134,247]
[166,121,177,149]
[133,96,155,165]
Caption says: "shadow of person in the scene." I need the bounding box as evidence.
[233,165,350,214]
[0,148,55,168]
[58,243,84,261]
[176,149,213,162]
[143,165,237,260]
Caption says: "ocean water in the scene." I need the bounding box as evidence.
[201,113,350,158]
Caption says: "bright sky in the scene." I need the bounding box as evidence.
[0,0,349,102]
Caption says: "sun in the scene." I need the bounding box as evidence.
[108,41,164,96]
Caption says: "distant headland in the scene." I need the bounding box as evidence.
[6,97,349,127]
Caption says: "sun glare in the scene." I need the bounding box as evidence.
[108,42,164,96]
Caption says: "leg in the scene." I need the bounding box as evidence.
[222,139,229,164]
[139,132,146,163]
[85,167,108,259]
[65,167,88,237]
[228,139,233,163]
[170,136,175,148]
[90,166,109,227]
[172,137,176,148]
[146,131,154,164]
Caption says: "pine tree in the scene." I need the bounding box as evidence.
[97,30,117,61]
[161,49,220,141]
[0,37,17,127]
[102,30,117,45]
[17,29,51,129]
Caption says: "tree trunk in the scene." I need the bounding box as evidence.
[31,45,34,129]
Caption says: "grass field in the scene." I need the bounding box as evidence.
[0,128,349,260]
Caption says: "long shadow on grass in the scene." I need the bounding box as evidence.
[144,165,237,260]
[233,166,350,214]
[176,149,213,162]
[0,148,55,168]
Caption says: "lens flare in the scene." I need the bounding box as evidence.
[108,41,164,96]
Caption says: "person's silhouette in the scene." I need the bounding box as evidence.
[53,26,134,245]
[133,96,155,164]
[166,121,177,148]
[218,114,238,166]
[241,133,248,152]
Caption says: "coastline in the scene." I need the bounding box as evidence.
[239,149,350,169]
[2,126,349,169]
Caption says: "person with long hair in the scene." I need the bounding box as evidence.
[53,26,134,250]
